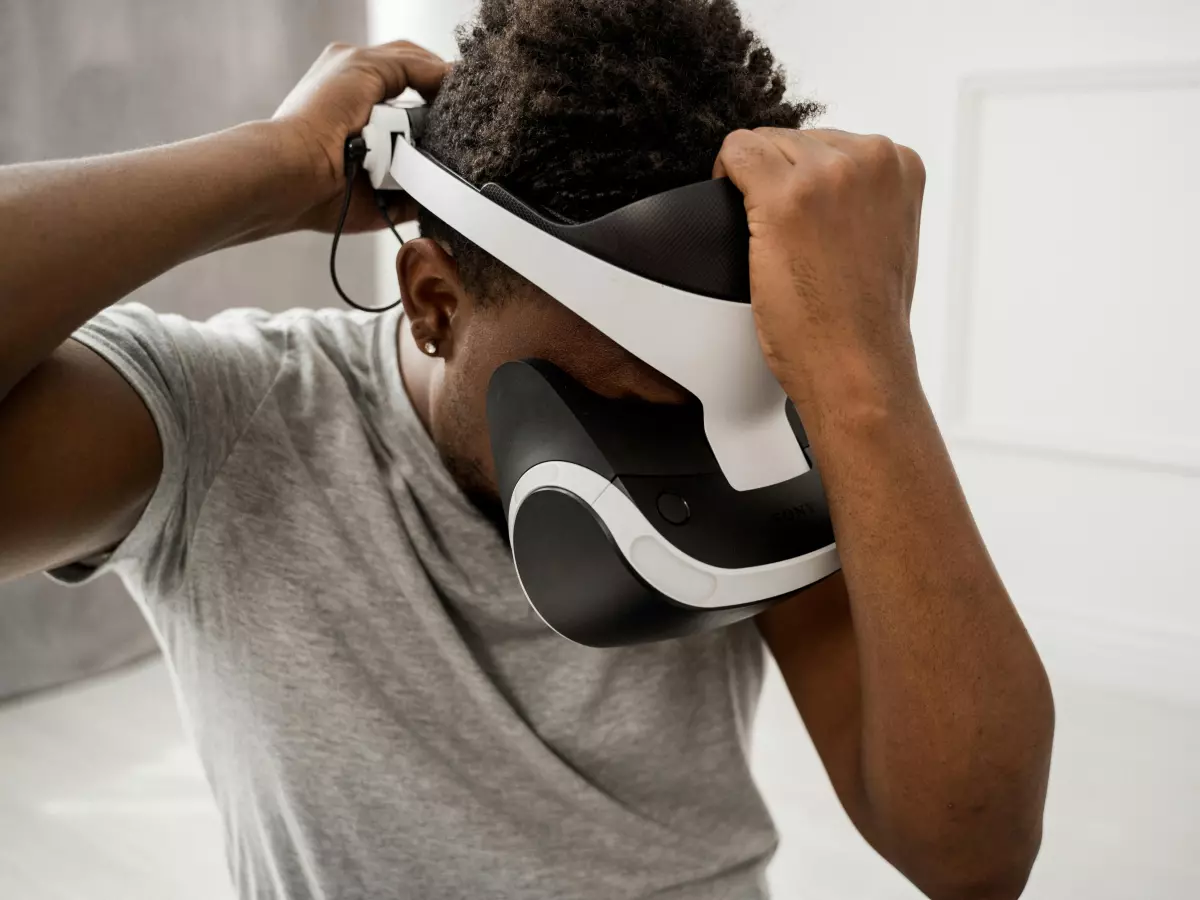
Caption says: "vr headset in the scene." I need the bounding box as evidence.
[351,98,840,647]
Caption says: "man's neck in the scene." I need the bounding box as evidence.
[395,318,508,540]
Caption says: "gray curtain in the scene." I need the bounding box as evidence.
[0,0,373,701]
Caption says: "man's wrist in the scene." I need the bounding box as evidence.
[222,120,332,238]
[779,350,927,447]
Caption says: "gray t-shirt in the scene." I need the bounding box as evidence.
[56,303,778,899]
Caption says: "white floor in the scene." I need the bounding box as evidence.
[1,656,1197,899]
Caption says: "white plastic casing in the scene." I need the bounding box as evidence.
[509,463,841,610]
[363,100,808,492]
[361,99,415,192]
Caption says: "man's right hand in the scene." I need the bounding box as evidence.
[271,40,453,235]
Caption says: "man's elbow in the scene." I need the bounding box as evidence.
[924,859,1038,900]
[863,651,1055,899]
[882,771,1051,900]
[899,821,1044,900]
[920,665,1055,897]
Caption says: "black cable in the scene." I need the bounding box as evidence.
[329,137,405,313]
[375,191,407,245]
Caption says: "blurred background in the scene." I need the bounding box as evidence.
[1,1,1197,898]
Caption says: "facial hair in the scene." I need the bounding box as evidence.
[441,450,511,548]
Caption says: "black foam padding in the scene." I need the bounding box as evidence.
[480,179,752,303]
[487,360,618,520]
[487,359,717,518]
[398,106,749,302]
[512,489,776,648]
[488,360,832,570]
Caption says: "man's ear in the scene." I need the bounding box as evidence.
[397,238,465,358]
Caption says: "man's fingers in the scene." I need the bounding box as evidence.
[373,38,440,56]
[713,129,793,197]
[720,127,854,185]
[748,127,811,164]
[358,45,454,102]
[802,129,926,191]
[791,127,861,149]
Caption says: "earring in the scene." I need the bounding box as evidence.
[423,341,438,356]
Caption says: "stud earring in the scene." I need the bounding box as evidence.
[423,341,438,356]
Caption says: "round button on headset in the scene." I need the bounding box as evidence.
[656,493,691,526]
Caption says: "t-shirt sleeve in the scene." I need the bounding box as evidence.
[48,302,290,592]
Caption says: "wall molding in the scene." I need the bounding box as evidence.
[1024,605,1200,708]
[958,61,1200,96]
[943,62,1200,477]
[946,423,1200,478]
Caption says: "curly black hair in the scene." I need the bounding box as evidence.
[418,0,823,300]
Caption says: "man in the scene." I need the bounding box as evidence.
[0,1,1054,898]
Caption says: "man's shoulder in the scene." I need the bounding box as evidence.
[174,304,390,396]
[195,304,381,357]
[83,302,377,362]
[80,301,398,444]
[185,306,397,421]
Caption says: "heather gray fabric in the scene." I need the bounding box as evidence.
[52,303,778,899]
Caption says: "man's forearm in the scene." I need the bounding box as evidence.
[802,369,1054,898]
[0,122,311,398]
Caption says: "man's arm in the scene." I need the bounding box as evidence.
[0,123,310,402]
[716,129,1054,899]
[0,41,447,402]
[0,42,450,581]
